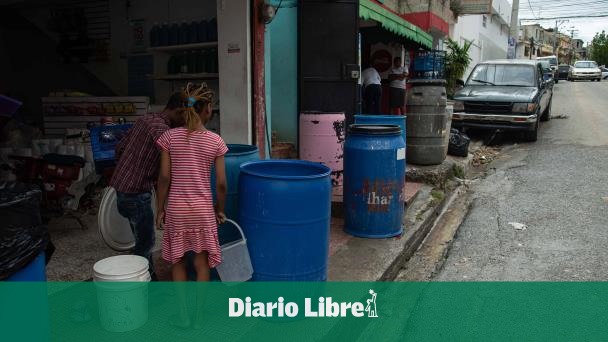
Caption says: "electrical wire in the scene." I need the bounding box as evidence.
[520,14,608,20]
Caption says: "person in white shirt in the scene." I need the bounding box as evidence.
[361,63,382,114]
[388,57,408,115]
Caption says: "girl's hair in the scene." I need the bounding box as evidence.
[179,82,215,132]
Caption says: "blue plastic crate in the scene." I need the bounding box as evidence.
[89,124,133,162]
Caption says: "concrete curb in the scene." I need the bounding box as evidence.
[380,185,463,281]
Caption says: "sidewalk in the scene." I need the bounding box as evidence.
[46,153,474,281]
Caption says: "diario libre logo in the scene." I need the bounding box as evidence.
[229,289,379,318]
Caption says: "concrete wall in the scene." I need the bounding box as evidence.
[266,1,298,144]
[217,0,252,144]
[451,0,510,79]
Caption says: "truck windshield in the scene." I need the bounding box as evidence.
[467,64,536,87]
[537,57,557,66]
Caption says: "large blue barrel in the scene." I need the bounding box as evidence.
[238,160,332,281]
[354,114,406,154]
[344,125,406,238]
[212,144,259,244]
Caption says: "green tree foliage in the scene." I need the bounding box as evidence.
[590,31,608,66]
[445,38,473,98]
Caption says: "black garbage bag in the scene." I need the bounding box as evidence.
[0,182,51,280]
[448,128,470,157]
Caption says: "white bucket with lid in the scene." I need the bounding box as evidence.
[93,255,150,332]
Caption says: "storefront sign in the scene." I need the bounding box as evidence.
[458,0,493,15]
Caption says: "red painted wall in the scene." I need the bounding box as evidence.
[252,0,266,159]
[401,11,448,36]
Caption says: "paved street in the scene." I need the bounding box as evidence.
[436,80,608,281]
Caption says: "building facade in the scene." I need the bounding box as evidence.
[451,0,511,79]
[517,24,554,60]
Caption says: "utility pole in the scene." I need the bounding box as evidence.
[553,19,569,56]
[508,0,519,59]
[569,28,579,65]
[529,37,534,60]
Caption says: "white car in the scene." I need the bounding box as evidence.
[601,67,608,80]
[569,61,602,82]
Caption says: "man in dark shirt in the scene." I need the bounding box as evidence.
[110,93,184,279]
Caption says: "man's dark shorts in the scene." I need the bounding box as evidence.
[389,87,405,108]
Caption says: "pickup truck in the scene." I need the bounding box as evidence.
[452,59,553,142]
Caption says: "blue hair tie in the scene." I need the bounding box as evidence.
[187,97,196,108]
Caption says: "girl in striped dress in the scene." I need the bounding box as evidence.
[155,83,228,327]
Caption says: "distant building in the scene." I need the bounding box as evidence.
[451,0,512,79]
[517,24,553,60]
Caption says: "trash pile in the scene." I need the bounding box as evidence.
[472,146,500,167]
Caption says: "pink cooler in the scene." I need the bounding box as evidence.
[299,112,345,199]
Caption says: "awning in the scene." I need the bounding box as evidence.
[359,0,433,49]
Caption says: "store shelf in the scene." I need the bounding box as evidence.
[148,42,218,52]
[148,73,219,81]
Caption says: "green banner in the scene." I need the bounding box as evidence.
[2,282,608,341]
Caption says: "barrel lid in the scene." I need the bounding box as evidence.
[98,187,158,252]
[348,124,401,135]
[93,255,148,278]
[98,187,136,251]
[240,160,331,180]
[300,111,345,115]
[227,144,259,156]
[407,79,447,86]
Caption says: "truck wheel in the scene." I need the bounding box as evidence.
[523,119,539,142]
[541,101,552,122]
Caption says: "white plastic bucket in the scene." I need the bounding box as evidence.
[216,219,253,282]
[93,255,150,332]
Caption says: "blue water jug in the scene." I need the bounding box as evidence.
[149,22,159,47]
[188,21,198,44]
[169,22,179,45]
[159,22,169,46]
[198,20,208,42]
[179,21,189,44]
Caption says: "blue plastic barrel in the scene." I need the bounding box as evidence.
[212,144,259,245]
[238,160,332,281]
[344,125,406,238]
[354,114,406,154]
[6,252,46,281]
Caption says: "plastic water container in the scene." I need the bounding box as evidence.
[211,144,259,245]
[149,22,159,47]
[93,255,151,332]
[215,219,253,282]
[344,125,406,238]
[238,160,332,281]
[6,252,46,281]
[299,112,345,198]
[159,22,169,46]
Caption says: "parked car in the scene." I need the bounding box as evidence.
[452,59,553,142]
[537,55,558,81]
[538,60,557,84]
[569,60,602,81]
[556,64,572,80]
[601,66,608,80]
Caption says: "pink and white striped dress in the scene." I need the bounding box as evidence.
[156,127,228,266]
